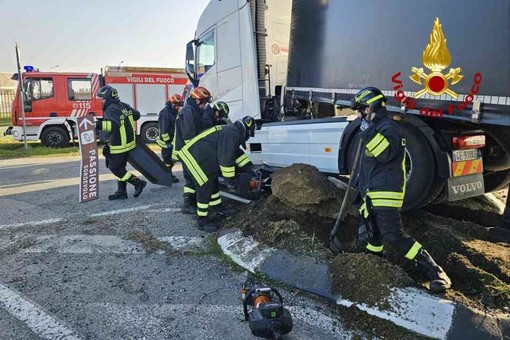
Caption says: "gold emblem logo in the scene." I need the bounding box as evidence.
[410,18,463,99]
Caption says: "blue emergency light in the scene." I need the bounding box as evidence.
[23,65,34,72]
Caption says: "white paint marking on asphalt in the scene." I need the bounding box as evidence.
[218,231,274,273]
[337,288,455,339]
[24,235,145,254]
[146,208,181,213]
[0,283,82,340]
[158,236,205,250]
[89,205,158,217]
[0,218,64,230]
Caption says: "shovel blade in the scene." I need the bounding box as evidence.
[329,235,343,254]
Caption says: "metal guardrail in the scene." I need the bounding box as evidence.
[0,88,15,124]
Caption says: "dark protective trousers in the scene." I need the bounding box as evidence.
[182,162,221,218]
[108,152,134,181]
[192,177,221,218]
[181,164,196,197]
[161,148,173,167]
[360,197,421,260]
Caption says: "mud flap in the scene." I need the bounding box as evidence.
[128,139,174,186]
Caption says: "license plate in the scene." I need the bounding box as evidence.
[453,149,479,162]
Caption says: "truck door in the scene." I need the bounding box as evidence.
[22,77,56,125]
[195,29,218,96]
[67,77,97,117]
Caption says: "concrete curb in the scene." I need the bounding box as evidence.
[217,230,509,339]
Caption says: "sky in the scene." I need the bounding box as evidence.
[0,0,210,73]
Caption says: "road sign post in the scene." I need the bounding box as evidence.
[77,115,99,202]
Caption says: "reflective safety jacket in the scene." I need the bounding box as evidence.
[358,112,406,210]
[156,102,178,149]
[97,100,140,154]
[174,98,205,150]
[178,123,247,186]
[202,106,250,169]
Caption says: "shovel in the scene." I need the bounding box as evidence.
[330,108,373,254]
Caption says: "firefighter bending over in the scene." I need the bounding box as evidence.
[178,117,256,232]
[157,94,183,183]
[203,100,253,172]
[95,85,147,200]
[352,87,451,293]
[173,86,212,214]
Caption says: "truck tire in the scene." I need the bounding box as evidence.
[484,170,510,192]
[140,122,159,144]
[346,123,435,211]
[40,126,70,148]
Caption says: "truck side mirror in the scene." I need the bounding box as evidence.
[185,40,199,86]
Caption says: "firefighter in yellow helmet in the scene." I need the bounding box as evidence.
[352,86,451,293]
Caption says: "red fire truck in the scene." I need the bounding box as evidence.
[5,66,188,147]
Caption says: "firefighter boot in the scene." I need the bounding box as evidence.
[127,175,147,198]
[181,194,196,215]
[197,217,218,233]
[415,249,452,293]
[108,181,128,200]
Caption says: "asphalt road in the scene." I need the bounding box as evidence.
[0,155,354,340]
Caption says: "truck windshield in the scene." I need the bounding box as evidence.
[196,31,215,76]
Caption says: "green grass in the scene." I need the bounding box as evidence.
[0,125,79,160]
[0,124,161,160]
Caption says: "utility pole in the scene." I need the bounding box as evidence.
[15,43,28,151]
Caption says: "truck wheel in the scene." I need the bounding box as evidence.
[346,123,435,211]
[484,170,510,192]
[41,126,70,148]
[140,122,159,143]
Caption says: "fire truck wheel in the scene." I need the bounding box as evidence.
[140,122,159,144]
[41,126,70,148]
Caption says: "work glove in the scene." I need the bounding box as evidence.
[224,178,237,191]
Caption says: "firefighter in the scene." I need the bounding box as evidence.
[95,85,147,200]
[203,100,230,127]
[178,116,256,232]
[203,101,253,172]
[156,94,183,184]
[352,87,451,293]
[173,86,212,214]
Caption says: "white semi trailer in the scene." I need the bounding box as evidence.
[185,0,510,210]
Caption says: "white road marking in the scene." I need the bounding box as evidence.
[218,231,274,273]
[89,205,158,217]
[145,208,181,213]
[0,218,64,231]
[0,283,82,340]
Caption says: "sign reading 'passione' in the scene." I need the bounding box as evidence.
[78,115,99,203]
